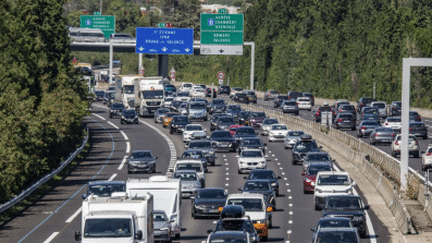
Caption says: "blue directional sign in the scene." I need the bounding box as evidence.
[136,27,194,55]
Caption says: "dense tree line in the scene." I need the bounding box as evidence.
[0,0,88,203]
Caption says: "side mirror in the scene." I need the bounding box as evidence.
[319,146,323,149]
[311,227,316,232]
[238,187,243,192]
[75,231,81,241]
[352,181,357,186]
[332,159,336,162]
[204,129,207,132]
[135,230,143,240]
[207,230,213,234]
[170,219,175,223]
[236,155,239,158]
[243,176,248,179]
[82,194,87,199]
[185,144,188,148]
[301,172,305,176]
[364,205,370,210]
[277,176,282,179]
[207,136,210,139]
[263,143,267,146]
[155,157,158,159]
[190,196,195,200]
[255,132,259,135]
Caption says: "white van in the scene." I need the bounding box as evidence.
[126,176,182,239]
[180,82,193,93]
[68,27,106,42]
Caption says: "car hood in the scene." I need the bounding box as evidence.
[238,157,265,162]
[129,157,155,163]
[212,137,235,142]
[322,209,365,217]
[245,211,266,221]
[240,145,264,149]
[194,198,227,206]
[154,221,171,230]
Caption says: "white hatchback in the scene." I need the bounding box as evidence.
[297,97,312,111]
[382,117,401,133]
[422,145,432,171]
[313,171,355,210]
[183,124,206,143]
[268,124,289,142]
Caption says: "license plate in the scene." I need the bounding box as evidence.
[240,98,244,101]
[208,209,220,213]
[383,139,391,142]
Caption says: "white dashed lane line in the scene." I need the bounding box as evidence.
[108,173,117,181]
[118,156,127,170]
[120,130,129,140]
[93,113,105,120]
[65,207,82,224]
[126,141,130,154]
[107,121,119,129]
[43,232,59,243]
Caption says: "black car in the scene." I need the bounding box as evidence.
[210,131,237,152]
[333,113,356,130]
[218,85,231,95]
[238,179,276,210]
[164,84,177,93]
[187,140,215,165]
[287,91,302,101]
[357,97,375,112]
[210,218,259,243]
[210,113,228,131]
[244,91,257,104]
[206,231,249,243]
[233,93,249,104]
[389,101,401,117]
[191,188,228,219]
[233,126,258,144]
[82,180,126,199]
[244,169,281,196]
[127,150,157,173]
[109,102,125,118]
[338,104,357,116]
[273,95,289,108]
[94,90,105,101]
[179,149,208,172]
[120,109,138,124]
[215,116,236,131]
[169,115,190,134]
[322,195,369,238]
[225,105,242,120]
[238,137,266,155]
[248,112,267,129]
[409,121,428,139]
[238,111,251,125]
[208,99,226,114]
[292,134,321,165]
[409,111,421,122]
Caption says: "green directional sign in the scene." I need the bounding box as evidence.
[201,32,243,45]
[201,14,243,32]
[80,15,115,39]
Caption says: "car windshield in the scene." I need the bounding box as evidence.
[213,100,225,105]
[410,123,425,128]
[318,219,351,228]
[216,220,255,232]
[180,104,187,108]
[197,189,226,199]
[238,112,250,118]
[142,90,163,99]
[373,103,386,109]
[246,91,255,95]
[183,84,192,88]
[210,238,247,243]
[393,102,401,108]
[307,154,330,161]
[212,132,232,138]
[339,114,353,119]
[409,111,419,116]
[182,151,202,159]
[317,175,350,185]
[284,101,297,106]
[164,98,173,102]
[176,164,202,172]
[165,113,176,118]
[277,95,288,100]
[186,126,202,131]
[387,118,401,123]
[341,105,354,111]
[250,112,266,118]
[241,139,262,146]
[173,172,198,181]
[173,117,188,123]
[112,103,124,109]
[153,212,168,222]
[263,119,278,125]
[233,88,243,91]
[157,109,169,114]
[227,198,263,212]
[227,106,242,111]
[375,128,393,133]
[123,85,134,94]
[363,107,378,114]
[316,231,358,243]
[244,181,271,191]
[241,151,263,158]
[122,110,136,115]
[177,93,189,97]
[130,151,152,158]
[219,117,234,123]
[295,141,318,150]
[271,125,287,130]
[236,128,255,135]
[307,166,332,176]
[288,131,304,136]
[88,184,126,197]
[396,136,416,142]
[362,121,379,126]
[84,218,132,238]
[189,141,212,148]
[326,198,362,209]
[320,106,332,111]
[249,171,276,179]
[269,90,278,94]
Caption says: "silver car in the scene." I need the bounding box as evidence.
[173,170,202,198]
[261,118,279,135]
[284,130,305,149]
[371,101,387,118]
[179,103,188,116]
[153,210,172,242]
[369,127,395,145]
[357,120,380,137]
[154,108,170,123]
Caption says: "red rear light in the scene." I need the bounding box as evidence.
[419,116,421,119]
[409,128,412,131]
[361,103,364,106]
[391,133,395,137]
[395,141,399,145]
[374,133,379,137]
[427,153,431,156]
[339,109,342,112]
[361,126,366,130]
[385,123,389,125]
[415,141,419,145]
[337,119,343,122]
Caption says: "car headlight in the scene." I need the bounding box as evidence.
[173,124,178,127]
[316,188,323,193]
[250,236,256,241]
[270,182,277,187]
[195,205,206,210]
[239,161,245,164]
[208,151,214,155]
[353,216,364,221]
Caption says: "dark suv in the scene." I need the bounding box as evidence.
[210,130,237,152]
[215,116,236,131]
[248,112,267,129]
[273,95,289,108]
[357,97,375,112]
[292,134,321,165]
[322,195,369,238]
[333,113,356,130]
[218,85,231,95]
[169,115,190,134]
[208,99,226,114]
[109,102,125,118]
[287,91,302,101]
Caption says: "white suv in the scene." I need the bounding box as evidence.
[180,82,193,93]
[183,124,206,143]
[422,145,432,171]
[313,171,356,210]
[268,124,289,142]
[391,134,420,158]
[237,149,268,174]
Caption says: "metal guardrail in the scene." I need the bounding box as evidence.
[0,129,89,214]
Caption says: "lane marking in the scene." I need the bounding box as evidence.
[226,167,229,170]
[226,178,229,180]
[225,163,229,165]
[118,156,127,170]
[126,141,130,153]
[108,173,117,181]
[226,173,229,175]
[288,220,293,224]
[289,203,293,207]
[107,121,119,129]
[223,155,226,157]
[120,130,129,140]
[225,184,229,186]
[288,196,292,199]
[43,232,59,243]
[93,114,105,120]
[65,207,82,223]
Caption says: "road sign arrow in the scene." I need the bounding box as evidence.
[139,46,144,51]
[185,48,190,52]
[162,47,168,52]
[219,49,224,53]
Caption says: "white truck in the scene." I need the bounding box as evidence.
[75,192,154,243]
[126,176,182,239]
[114,75,143,109]
[133,77,165,117]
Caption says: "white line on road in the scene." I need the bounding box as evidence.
[65,207,82,223]
[107,121,119,129]
[93,114,106,120]
[126,142,130,153]
[118,156,127,170]
[43,232,59,243]
[120,130,129,140]
[108,173,117,181]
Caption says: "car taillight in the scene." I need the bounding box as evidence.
[419,116,421,120]
[337,119,343,122]
[391,133,395,137]
[339,109,343,112]
[385,123,389,125]
[375,133,379,137]
[415,141,419,145]
[395,141,399,145]
[427,153,431,156]
[409,128,412,131]
[361,126,366,130]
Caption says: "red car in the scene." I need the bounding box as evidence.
[302,162,332,193]
[229,125,245,136]
[314,105,335,122]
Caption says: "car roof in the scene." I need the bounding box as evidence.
[88,180,125,186]
[131,150,151,153]
[317,227,358,232]
[227,192,265,199]
[317,171,349,176]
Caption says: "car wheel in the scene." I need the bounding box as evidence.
[292,160,296,165]
[109,114,113,118]
[284,145,287,150]
[276,190,279,197]
[424,135,429,140]
[314,204,320,210]
[120,120,124,124]
[163,124,166,128]
[152,165,156,173]
[170,129,173,134]
[357,134,362,138]
[238,169,242,174]
[261,236,268,242]
[135,120,138,124]
[351,127,356,131]
[415,151,420,158]
[174,233,180,240]
[359,230,366,238]
[154,119,157,123]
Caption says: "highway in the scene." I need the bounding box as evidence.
[1,97,392,243]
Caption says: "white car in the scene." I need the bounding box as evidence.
[179,103,188,116]
[230,87,244,98]
[313,171,356,210]
[422,145,432,171]
[174,92,190,102]
[180,82,193,93]
[183,124,206,143]
[190,87,206,98]
[173,160,205,187]
[371,101,387,118]
[296,97,312,111]
[268,124,289,142]
[391,134,420,158]
[163,97,174,108]
[237,149,268,174]
[284,130,305,149]
[382,117,401,133]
